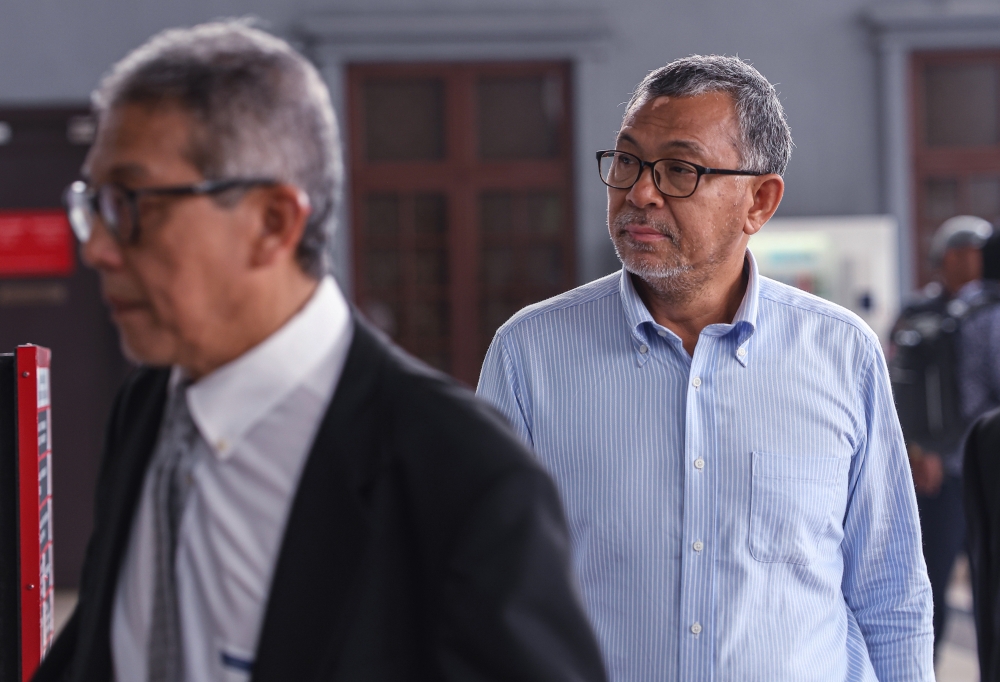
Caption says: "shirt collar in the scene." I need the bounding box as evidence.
[179,276,350,460]
[618,250,760,365]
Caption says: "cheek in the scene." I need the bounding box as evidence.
[142,226,241,320]
[607,190,625,219]
[127,250,200,330]
[695,191,744,234]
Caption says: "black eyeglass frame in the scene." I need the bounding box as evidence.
[595,150,764,198]
[64,177,278,244]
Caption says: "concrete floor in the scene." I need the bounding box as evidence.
[51,559,984,680]
[938,554,980,682]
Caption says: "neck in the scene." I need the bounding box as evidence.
[183,270,320,380]
[632,256,748,357]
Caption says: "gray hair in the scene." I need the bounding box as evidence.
[92,20,341,278]
[625,55,793,176]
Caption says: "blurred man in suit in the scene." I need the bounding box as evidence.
[36,21,605,682]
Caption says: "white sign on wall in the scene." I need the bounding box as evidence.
[750,215,900,344]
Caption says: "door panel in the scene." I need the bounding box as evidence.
[349,62,574,385]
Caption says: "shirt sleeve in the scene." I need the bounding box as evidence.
[840,344,935,681]
[476,333,533,446]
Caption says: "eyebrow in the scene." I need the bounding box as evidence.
[616,133,708,158]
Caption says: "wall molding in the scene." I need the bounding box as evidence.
[295,8,612,63]
[866,2,1000,34]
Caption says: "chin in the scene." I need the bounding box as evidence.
[614,239,681,277]
[117,329,179,368]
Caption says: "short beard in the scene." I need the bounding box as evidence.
[610,211,707,302]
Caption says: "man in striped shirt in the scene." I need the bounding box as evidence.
[478,55,933,681]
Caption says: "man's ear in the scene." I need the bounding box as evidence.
[250,184,312,268]
[743,174,784,237]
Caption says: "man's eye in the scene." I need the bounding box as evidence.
[668,164,694,174]
[617,155,636,166]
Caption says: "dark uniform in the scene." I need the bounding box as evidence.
[890,282,968,650]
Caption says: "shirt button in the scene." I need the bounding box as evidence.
[694,458,705,470]
[693,540,704,552]
[657,330,667,337]
[692,377,702,387]
[737,347,747,357]
[639,344,648,354]
[691,622,702,635]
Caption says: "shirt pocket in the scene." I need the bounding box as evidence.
[749,451,844,565]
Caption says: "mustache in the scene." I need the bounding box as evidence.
[612,211,678,243]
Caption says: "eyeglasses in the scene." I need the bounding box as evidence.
[64,177,277,244]
[596,150,763,198]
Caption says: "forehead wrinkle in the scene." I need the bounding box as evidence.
[616,131,708,159]
[88,104,206,189]
[659,139,708,157]
[629,92,743,162]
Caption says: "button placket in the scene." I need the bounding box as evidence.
[680,337,715,676]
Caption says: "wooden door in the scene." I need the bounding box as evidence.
[348,62,575,385]
[912,51,1000,285]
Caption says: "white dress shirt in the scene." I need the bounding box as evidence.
[111,277,352,681]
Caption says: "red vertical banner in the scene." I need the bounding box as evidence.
[16,345,52,681]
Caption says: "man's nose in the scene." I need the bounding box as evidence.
[626,166,665,209]
[80,220,125,270]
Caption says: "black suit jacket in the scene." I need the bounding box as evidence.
[34,318,606,682]
[964,407,1000,682]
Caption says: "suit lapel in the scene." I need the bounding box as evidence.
[251,319,386,682]
[74,369,170,682]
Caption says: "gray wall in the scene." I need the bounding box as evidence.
[571,0,884,278]
[0,0,890,283]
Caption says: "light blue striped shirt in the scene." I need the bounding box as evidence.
[477,251,933,682]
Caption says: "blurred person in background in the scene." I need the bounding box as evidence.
[889,215,993,653]
[478,55,933,681]
[34,21,606,682]
[961,230,1000,682]
[958,230,1000,429]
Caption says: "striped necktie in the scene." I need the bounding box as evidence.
[147,379,201,682]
